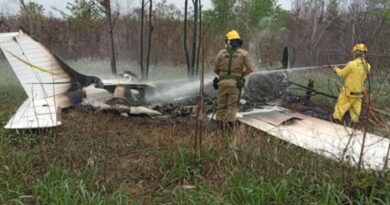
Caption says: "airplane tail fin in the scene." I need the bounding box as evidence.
[0,31,73,99]
[0,31,95,129]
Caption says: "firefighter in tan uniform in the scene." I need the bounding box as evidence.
[332,43,371,123]
[213,30,254,130]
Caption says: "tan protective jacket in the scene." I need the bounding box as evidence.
[213,48,255,81]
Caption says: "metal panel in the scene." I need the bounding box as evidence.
[243,110,301,126]
[5,98,60,129]
[0,31,71,100]
[238,106,390,170]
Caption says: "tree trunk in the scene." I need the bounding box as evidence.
[190,0,199,77]
[352,20,356,46]
[145,0,153,80]
[108,3,117,74]
[19,0,34,36]
[102,0,117,74]
[184,0,191,77]
[140,0,145,80]
[195,1,202,76]
[310,12,318,65]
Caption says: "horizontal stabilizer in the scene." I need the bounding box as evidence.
[5,98,61,129]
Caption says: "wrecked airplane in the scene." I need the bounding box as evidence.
[0,31,161,129]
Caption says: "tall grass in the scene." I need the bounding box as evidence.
[1,114,389,204]
[33,166,130,205]
[0,130,133,205]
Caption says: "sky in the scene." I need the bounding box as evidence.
[0,0,292,16]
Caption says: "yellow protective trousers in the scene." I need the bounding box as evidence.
[216,84,240,122]
[332,92,362,123]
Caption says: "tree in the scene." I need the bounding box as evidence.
[184,0,191,76]
[211,0,236,30]
[64,0,103,29]
[146,0,153,80]
[196,2,203,75]
[181,0,202,77]
[19,0,45,36]
[99,0,118,75]
[140,0,145,79]
[248,0,277,27]
[190,0,200,77]
[64,0,118,74]
[326,0,339,19]
[138,0,154,80]
[234,0,277,33]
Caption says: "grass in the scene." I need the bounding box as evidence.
[32,166,130,205]
[0,111,389,204]
[0,59,389,204]
[0,126,133,204]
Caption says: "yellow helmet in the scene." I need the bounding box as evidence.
[352,43,368,53]
[225,30,241,41]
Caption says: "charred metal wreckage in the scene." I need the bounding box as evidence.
[1,31,389,170]
[0,31,161,129]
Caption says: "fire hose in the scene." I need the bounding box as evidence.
[254,63,386,128]
[288,81,386,128]
[213,63,386,128]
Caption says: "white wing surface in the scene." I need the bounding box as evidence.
[238,106,390,170]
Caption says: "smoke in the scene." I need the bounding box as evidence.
[67,58,140,79]
[66,58,218,102]
[148,76,214,102]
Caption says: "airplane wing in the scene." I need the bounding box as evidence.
[5,98,61,129]
[237,106,390,170]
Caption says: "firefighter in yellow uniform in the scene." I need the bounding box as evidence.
[332,43,371,123]
[213,30,254,130]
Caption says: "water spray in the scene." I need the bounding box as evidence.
[148,76,214,102]
[250,64,346,76]
[147,63,345,102]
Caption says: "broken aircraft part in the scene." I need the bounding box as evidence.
[0,31,159,129]
[237,106,390,170]
[244,71,290,103]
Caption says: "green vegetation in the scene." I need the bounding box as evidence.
[0,138,132,204]
[19,1,45,24]
[65,0,104,28]
[1,122,389,204]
